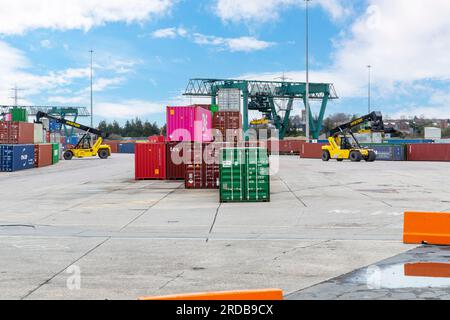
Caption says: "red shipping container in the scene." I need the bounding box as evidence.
[34,144,53,167]
[148,135,165,143]
[185,143,222,189]
[300,143,327,159]
[270,140,305,155]
[166,141,192,180]
[107,142,118,153]
[0,122,34,144]
[212,111,242,143]
[407,144,450,161]
[135,143,166,180]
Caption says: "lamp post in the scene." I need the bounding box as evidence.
[305,0,311,140]
[367,65,371,114]
[89,50,94,128]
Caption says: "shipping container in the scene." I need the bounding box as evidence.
[184,143,222,189]
[148,135,165,143]
[34,123,44,144]
[0,122,34,144]
[10,108,28,122]
[4,113,12,121]
[135,142,166,180]
[360,144,406,161]
[0,144,35,172]
[270,140,305,155]
[166,106,213,142]
[407,144,450,162]
[385,139,434,144]
[166,141,189,180]
[118,142,135,154]
[300,143,327,159]
[65,136,79,145]
[212,111,242,142]
[220,147,270,202]
[105,141,118,153]
[217,89,241,112]
[34,144,53,167]
[49,119,61,132]
[52,143,60,164]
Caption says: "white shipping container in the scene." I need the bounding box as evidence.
[33,123,44,143]
[218,88,241,111]
[424,127,441,139]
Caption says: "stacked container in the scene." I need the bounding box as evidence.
[34,144,53,167]
[219,147,270,202]
[166,106,213,143]
[212,111,242,143]
[185,143,221,189]
[166,141,190,180]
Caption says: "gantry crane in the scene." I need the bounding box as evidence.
[183,78,338,139]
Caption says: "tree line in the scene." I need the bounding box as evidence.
[98,118,165,138]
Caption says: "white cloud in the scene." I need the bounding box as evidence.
[193,34,274,52]
[40,39,52,49]
[214,0,352,24]
[0,0,174,35]
[151,27,187,39]
[95,100,165,119]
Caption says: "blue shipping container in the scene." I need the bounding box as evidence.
[49,119,61,132]
[364,145,406,161]
[118,143,135,154]
[65,136,79,145]
[0,144,35,172]
[385,139,434,144]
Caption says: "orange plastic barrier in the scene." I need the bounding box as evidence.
[138,289,283,301]
[404,211,450,245]
[405,262,450,278]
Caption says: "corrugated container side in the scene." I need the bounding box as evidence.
[118,143,136,154]
[361,144,406,161]
[135,143,166,180]
[220,147,270,202]
[34,144,53,167]
[0,121,8,143]
[407,144,450,161]
[148,135,165,143]
[166,141,190,180]
[34,123,44,144]
[184,143,221,189]
[0,144,35,172]
[52,143,60,164]
[9,122,34,144]
[300,143,327,159]
[167,106,212,142]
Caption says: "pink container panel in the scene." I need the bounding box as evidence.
[167,106,212,142]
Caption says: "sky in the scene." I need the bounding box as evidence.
[0,0,449,126]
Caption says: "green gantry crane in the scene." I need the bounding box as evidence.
[183,78,338,139]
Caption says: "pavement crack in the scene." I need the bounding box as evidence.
[0,224,35,229]
[279,177,307,207]
[158,271,184,290]
[21,237,111,300]
[206,203,222,243]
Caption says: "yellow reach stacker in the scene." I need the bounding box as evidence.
[322,111,384,162]
[35,111,111,160]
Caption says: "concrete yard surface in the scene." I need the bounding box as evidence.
[1,154,448,299]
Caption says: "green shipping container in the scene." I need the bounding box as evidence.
[220,147,270,203]
[52,143,59,164]
[10,107,28,122]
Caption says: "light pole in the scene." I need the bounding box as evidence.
[367,65,371,114]
[89,50,94,128]
[305,0,311,140]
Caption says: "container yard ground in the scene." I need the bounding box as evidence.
[0,155,449,300]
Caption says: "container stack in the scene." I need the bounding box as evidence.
[0,108,60,172]
[134,104,271,202]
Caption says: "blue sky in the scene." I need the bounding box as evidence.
[0,0,449,126]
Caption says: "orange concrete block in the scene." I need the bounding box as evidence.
[404,211,450,245]
[138,289,283,301]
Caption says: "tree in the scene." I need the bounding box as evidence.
[97,118,162,138]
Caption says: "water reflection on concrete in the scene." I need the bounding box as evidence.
[287,246,450,300]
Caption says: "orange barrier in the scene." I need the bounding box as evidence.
[405,262,450,278]
[138,289,283,301]
[404,211,450,245]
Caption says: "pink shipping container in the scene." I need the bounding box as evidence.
[4,114,12,121]
[166,106,213,143]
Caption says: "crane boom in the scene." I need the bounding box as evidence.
[329,111,383,137]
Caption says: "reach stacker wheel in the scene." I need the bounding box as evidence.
[98,149,109,159]
[365,151,377,162]
[322,151,331,162]
[349,151,362,162]
[63,151,73,161]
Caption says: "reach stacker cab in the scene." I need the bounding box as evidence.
[322,111,384,162]
[35,111,111,160]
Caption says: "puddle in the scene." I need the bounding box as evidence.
[352,262,450,289]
